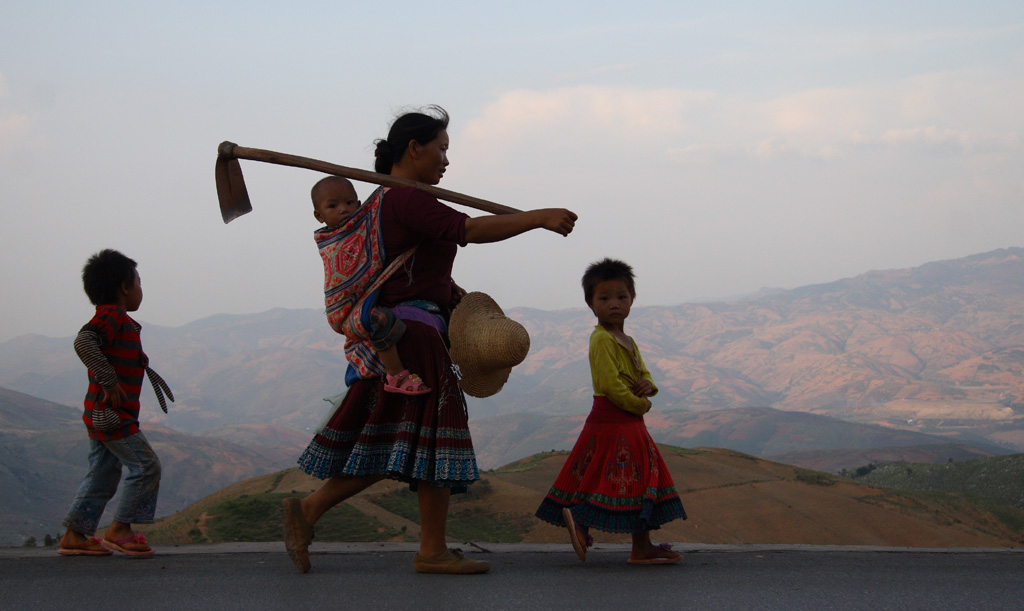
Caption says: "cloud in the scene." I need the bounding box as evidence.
[721,70,1024,159]
[461,86,712,142]
[450,69,1024,192]
[880,126,1022,153]
[881,126,959,146]
[747,138,788,160]
[665,143,716,165]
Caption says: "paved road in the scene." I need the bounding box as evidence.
[2,543,1022,610]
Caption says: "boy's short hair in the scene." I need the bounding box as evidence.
[582,258,636,305]
[82,249,137,305]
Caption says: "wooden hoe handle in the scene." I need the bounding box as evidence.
[219,142,520,216]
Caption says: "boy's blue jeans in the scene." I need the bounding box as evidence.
[62,431,161,535]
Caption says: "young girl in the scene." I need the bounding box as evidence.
[535,258,686,564]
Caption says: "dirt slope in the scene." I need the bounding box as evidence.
[150,447,1023,548]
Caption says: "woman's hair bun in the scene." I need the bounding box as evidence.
[374,140,393,159]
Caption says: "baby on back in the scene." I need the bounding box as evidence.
[312,176,430,395]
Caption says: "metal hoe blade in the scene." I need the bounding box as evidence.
[215,141,253,224]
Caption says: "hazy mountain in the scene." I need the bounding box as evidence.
[501,247,1024,418]
[2,248,1021,442]
[0,309,348,434]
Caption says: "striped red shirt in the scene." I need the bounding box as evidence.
[75,305,148,441]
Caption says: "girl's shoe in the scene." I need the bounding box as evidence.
[384,370,431,396]
[628,543,682,565]
[562,508,592,562]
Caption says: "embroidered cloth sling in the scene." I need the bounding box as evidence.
[315,186,415,382]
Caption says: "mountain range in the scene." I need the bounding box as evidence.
[4,248,1021,430]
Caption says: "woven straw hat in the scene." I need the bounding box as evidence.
[449,292,530,398]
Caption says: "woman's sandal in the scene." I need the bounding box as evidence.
[384,370,431,396]
[627,543,682,565]
[562,508,593,562]
[413,548,490,574]
[283,497,314,573]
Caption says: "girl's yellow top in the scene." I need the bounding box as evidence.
[589,324,658,415]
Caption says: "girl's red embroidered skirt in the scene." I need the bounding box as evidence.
[535,396,686,533]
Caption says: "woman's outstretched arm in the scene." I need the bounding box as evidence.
[464,208,577,243]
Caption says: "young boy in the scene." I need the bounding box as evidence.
[58,249,170,557]
[311,176,429,394]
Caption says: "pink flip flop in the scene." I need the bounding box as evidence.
[100,532,155,557]
[384,370,431,396]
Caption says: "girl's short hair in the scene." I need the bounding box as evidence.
[582,258,636,305]
[374,105,450,175]
[82,249,137,305]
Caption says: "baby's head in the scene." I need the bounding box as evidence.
[312,176,360,229]
[82,249,140,307]
[582,258,636,307]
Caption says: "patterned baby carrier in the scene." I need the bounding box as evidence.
[314,186,414,384]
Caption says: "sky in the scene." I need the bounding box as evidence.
[1,1,1022,343]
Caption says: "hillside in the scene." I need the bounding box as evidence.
[147,447,1024,548]
[850,453,1024,510]
[7,383,1011,547]
[468,406,1010,471]
[766,443,1002,475]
